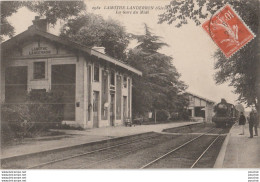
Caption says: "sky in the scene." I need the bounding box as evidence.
[6,0,244,108]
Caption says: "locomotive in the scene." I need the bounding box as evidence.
[212,99,239,127]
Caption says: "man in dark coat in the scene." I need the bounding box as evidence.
[239,112,246,135]
[249,110,258,138]
[255,112,259,136]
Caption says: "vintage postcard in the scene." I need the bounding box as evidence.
[0,0,259,181]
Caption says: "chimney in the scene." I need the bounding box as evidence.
[32,16,49,32]
[92,46,106,54]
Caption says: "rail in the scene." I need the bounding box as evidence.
[140,127,217,169]
[27,133,159,169]
[190,135,222,168]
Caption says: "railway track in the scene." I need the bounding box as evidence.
[53,127,222,169]
[33,132,194,169]
[140,128,227,168]
[31,127,227,169]
[190,134,222,168]
[1,132,159,169]
[79,127,226,169]
[27,133,162,169]
[25,124,209,169]
[2,124,230,169]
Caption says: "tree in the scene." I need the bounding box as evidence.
[134,24,168,53]
[60,14,129,61]
[127,24,188,119]
[1,1,22,39]
[159,0,260,116]
[0,1,86,41]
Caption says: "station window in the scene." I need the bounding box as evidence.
[94,64,99,82]
[33,62,45,79]
[110,71,115,86]
[123,76,127,88]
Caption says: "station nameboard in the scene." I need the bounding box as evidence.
[29,47,51,55]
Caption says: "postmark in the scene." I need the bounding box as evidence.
[202,4,255,58]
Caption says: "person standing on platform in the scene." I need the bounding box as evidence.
[238,112,246,135]
[249,110,258,138]
[254,112,259,136]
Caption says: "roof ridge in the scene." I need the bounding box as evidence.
[1,27,142,76]
[186,91,215,103]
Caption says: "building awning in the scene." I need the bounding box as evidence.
[90,49,142,75]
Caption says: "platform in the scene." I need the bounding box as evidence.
[215,123,260,168]
[1,121,199,160]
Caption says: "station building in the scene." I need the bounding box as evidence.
[186,92,215,122]
[0,18,142,129]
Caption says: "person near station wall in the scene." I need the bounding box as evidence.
[238,112,246,135]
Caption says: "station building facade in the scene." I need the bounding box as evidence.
[186,92,215,122]
[0,18,142,129]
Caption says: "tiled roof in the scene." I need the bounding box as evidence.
[1,26,142,76]
[186,92,215,103]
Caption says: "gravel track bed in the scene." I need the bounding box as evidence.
[163,123,231,135]
[37,134,196,169]
[84,134,200,169]
[163,123,215,133]
[1,132,159,169]
[145,135,219,168]
[193,136,226,168]
[2,125,230,169]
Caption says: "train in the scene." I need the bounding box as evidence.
[212,99,239,127]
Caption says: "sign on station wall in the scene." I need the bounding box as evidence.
[29,47,51,55]
[22,40,56,56]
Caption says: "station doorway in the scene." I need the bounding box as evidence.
[5,66,28,103]
[93,91,99,128]
[123,96,127,120]
[194,107,205,118]
[51,64,76,121]
[110,93,115,126]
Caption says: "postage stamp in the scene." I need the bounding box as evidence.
[202,4,255,58]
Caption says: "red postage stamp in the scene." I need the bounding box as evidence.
[202,4,255,58]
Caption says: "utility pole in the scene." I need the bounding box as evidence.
[257,0,260,123]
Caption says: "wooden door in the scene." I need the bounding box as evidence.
[123,96,127,121]
[93,91,99,128]
[110,93,115,126]
[51,64,76,121]
[5,66,28,103]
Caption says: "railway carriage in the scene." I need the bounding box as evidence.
[212,99,239,127]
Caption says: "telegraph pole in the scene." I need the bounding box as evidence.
[257,0,260,123]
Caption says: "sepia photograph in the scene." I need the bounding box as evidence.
[0,0,259,181]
